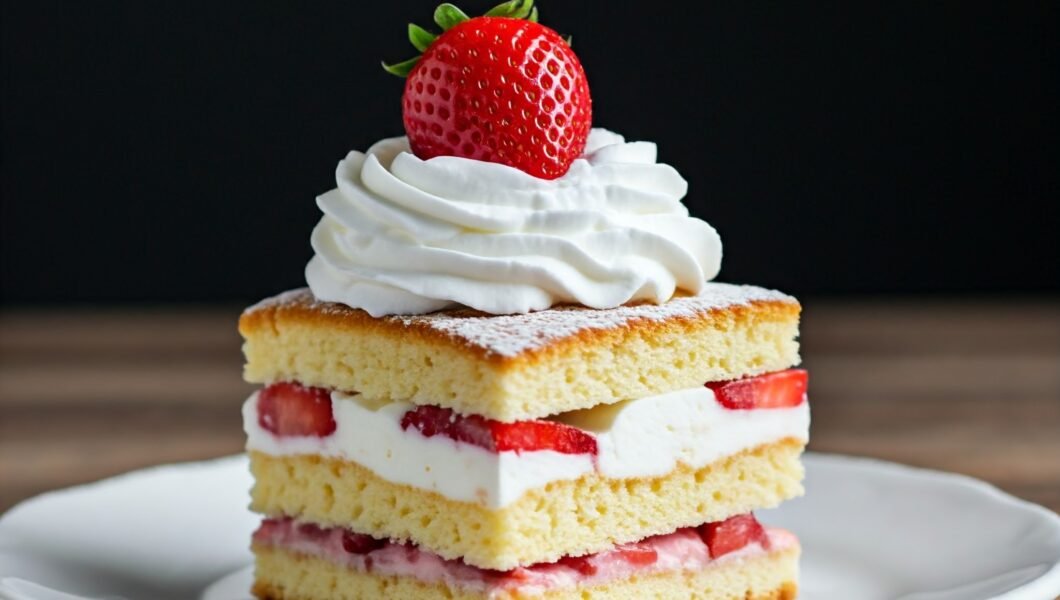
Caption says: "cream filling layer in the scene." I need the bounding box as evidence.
[243,387,809,508]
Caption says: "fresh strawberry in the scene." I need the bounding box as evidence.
[257,382,336,437]
[706,369,808,410]
[342,531,386,554]
[615,543,659,566]
[384,0,591,179]
[558,555,597,576]
[699,513,771,559]
[400,405,597,455]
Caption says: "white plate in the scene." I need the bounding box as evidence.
[1,453,1058,600]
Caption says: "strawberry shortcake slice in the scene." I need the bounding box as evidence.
[241,1,809,596]
[240,285,807,598]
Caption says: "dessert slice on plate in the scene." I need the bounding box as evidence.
[240,1,808,598]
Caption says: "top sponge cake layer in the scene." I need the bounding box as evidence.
[240,283,801,421]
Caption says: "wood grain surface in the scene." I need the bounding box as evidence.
[1,299,1058,513]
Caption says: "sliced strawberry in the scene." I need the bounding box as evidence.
[257,382,336,437]
[341,531,386,554]
[399,405,495,448]
[490,420,597,454]
[558,555,597,576]
[706,369,808,410]
[400,405,597,455]
[699,513,771,559]
[616,543,658,566]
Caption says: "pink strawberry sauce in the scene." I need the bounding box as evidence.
[252,518,797,595]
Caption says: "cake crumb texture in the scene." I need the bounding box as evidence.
[239,285,801,421]
[250,544,799,600]
[249,438,804,570]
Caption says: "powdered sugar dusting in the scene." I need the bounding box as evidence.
[401,283,795,357]
[245,283,796,358]
[244,288,310,314]
[244,288,347,318]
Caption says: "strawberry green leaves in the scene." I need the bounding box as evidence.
[381,57,419,77]
[433,4,470,30]
[485,0,534,19]
[408,24,437,52]
[382,0,542,78]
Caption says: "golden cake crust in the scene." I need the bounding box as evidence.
[239,285,799,365]
[250,544,799,600]
[240,284,801,421]
[249,438,804,570]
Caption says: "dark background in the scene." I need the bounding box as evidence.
[2,1,1057,305]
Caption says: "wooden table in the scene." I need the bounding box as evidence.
[1,300,1058,513]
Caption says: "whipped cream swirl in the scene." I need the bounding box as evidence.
[306,129,722,316]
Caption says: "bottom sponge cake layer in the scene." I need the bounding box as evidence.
[250,543,799,600]
[249,438,804,570]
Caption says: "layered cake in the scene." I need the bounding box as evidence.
[241,2,809,598]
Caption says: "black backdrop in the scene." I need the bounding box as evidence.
[2,1,1057,304]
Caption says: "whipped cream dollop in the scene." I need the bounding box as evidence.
[306,129,722,316]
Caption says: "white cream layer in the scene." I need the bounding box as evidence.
[243,387,809,508]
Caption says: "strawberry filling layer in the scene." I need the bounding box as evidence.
[244,370,810,507]
[256,369,808,453]
[252,514,796,594]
